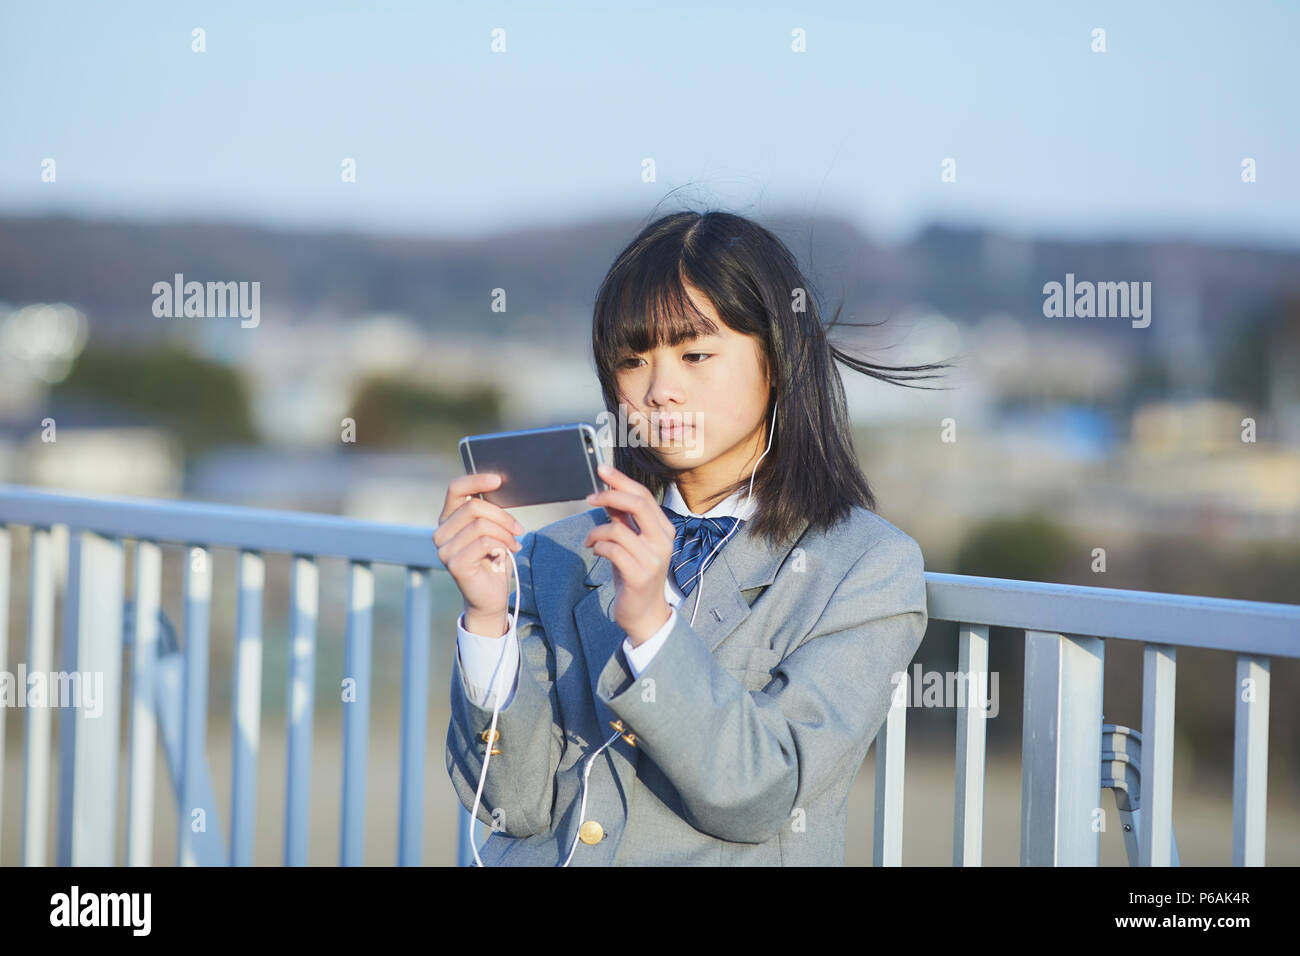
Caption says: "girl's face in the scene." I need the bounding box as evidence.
[613,283,772,488]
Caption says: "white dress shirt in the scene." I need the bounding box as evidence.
[456,481,758,709]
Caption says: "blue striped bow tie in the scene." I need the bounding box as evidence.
[661,506,745,596]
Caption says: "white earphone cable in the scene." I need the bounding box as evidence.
[469,524,652,868]
[467,541,519,867]
[687,404,777,628]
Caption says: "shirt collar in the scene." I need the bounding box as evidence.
[662,481,758,521]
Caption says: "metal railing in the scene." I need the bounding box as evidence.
[921,572,1296,866]
[0,484,438,867]
[0,484,1295,866]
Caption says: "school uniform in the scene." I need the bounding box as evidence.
[445,482,928,865]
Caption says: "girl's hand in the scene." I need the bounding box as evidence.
[434,472,525,637]
[583,463,677,645]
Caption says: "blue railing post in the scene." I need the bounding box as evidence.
[70,531,125,865]
[340,561,374,866]
[1020,630,1104,866]
[21,526,56,866]
[1232,655,1270,865]
[231,549,265,866]
[397,567,432,865]
[284,555,319,866]
[126,540,162,866]
[179,545,214,866]
[55,528,80,866]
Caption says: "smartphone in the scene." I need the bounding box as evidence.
[459,423,610,509]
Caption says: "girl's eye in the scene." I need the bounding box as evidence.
[617,353,709,369]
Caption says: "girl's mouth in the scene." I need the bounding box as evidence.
[655,420,692,442]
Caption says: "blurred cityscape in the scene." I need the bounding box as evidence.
[1,213,1297,547]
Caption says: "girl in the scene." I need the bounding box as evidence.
[437,210,951,865]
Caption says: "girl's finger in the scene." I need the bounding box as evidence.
[438,516,521,567]
[587,489,672,543]
[590,539,650,584]
[435,495,524,547]
[595,463,654,502]
[594,463,672,534]
[586,520,658,572]
[590,467,671,539]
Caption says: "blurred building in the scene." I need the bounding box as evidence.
[1271,295,1300,446]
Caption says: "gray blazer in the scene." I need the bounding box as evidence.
[445,495,928,865]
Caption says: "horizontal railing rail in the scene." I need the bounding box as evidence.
[0,484,438,567]
[924,571,1299,657]
[0,483,1294,867]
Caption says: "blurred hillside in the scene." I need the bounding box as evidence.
[2,214,1298,368]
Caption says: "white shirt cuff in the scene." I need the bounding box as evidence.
[622,606,677,679]
[456,611,520,710]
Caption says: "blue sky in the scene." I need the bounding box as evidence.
[2,0,1296,246]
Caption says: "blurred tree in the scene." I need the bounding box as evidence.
[345,374,504,449]
[1129,351,1173,409]
[52,345,258,457]
[1211,304,1274,410]
[953,512,1077,582]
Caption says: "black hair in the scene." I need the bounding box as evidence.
[591,208,956,546]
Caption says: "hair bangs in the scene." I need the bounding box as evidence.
[593,253,722,379]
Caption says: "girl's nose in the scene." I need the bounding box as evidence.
[646,372,684,407]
